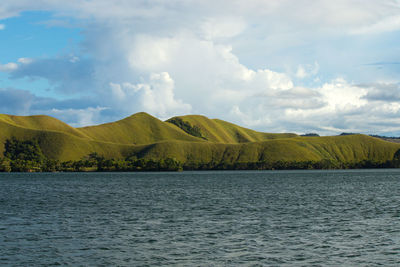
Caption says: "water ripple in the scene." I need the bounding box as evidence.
[1,170,400,266]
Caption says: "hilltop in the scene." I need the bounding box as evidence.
[1,112,400,170]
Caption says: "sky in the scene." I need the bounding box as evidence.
[1,0,400,135]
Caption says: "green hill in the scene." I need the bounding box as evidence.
[131,134,400,165]
[0,119,134,161]
[166,115,297,143]
[1,112,400,168]
[0,114,89,139]
[79,112,205,145]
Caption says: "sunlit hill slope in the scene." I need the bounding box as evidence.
[1,112,399,165]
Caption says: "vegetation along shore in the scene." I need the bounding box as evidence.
[1,112,400,172]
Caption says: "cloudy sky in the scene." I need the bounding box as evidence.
[1,0,400,135]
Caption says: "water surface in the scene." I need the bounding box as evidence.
[1,170,400,266]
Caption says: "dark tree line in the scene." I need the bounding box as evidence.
[182,158,400,171]
[0,138,183,172]
[2,138,400,172]
[166,117,206,139]
[301,133,320,137]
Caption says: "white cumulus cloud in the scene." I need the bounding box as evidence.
[109,72,192,119]
[200,16,246,40]
[0,62,18,72]
[296,62,319,79]
[48,106,108,127]
[0,58,33,72]
[17,57,33,64]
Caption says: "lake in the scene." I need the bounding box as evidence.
[1,170,400,266]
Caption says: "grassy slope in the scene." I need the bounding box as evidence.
[133,135,400,164]
[0,112,206,161]
[167,115,297,143]
[78,112,205,145]
[0,114,89,139]
[1,112,400,164]
[0,120,135,161]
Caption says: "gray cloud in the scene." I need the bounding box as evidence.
[0,87,109,126]
[364,62,400,66]
[360,83,400,101]
[10,56,95,94]
[0,88,35,115]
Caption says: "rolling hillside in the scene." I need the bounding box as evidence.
[0,114,89,139]
[166,115,297,143]
[131,134,400,164]
[0,118,134,160]
[1,112,400,166]
[79,112,204,145]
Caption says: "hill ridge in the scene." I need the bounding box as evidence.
[1,112,400,165]
[166,114,297,143]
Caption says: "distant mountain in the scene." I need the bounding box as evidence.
[1,112,400,167]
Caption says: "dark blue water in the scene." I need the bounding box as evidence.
[1,170,400,266]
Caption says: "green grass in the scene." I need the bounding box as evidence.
[0,120,136,161]
[131,135,400,164]
[0,114,89,139]
[1,112,400,165]
[167,115,298,143]
[78,112,204,145]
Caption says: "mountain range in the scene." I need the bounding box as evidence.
[1,112,399,166]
